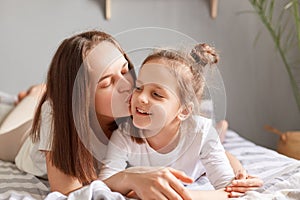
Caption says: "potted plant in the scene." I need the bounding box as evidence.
[249,0,300,160]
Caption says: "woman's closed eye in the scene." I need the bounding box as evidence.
[98,78,112,88]
[121,64,129,75]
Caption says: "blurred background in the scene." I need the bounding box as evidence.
[0,0,299,150]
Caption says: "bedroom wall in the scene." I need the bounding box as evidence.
[1,0,299,150]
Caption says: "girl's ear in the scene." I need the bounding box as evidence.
[177,102,194,121]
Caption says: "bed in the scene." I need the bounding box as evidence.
[0,129,300,200]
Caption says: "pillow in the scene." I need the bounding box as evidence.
[0,103,14,125]
[0,91,16,125]
[0,96,37,133]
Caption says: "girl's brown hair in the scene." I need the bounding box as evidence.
[31,30,134,185]
[142,43,219,105]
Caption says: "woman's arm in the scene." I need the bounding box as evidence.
[45,152,83,195]
[104,167,193,200]
[189,189,229,200]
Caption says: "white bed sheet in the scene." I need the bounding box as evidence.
[0,130,299,200]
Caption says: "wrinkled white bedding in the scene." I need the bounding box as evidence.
[1,130,300,200]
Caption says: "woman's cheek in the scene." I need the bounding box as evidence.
[95,90,113,116]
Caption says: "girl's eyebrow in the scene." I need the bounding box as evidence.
[136,80,165,90]
[98,61,128,83]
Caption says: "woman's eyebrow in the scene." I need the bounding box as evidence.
[98,61,128,83]
[98,74,111,83]
[122,61,128,68]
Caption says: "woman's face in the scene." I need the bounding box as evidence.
[86,41,134,120]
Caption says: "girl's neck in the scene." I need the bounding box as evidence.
[145,119,181,153]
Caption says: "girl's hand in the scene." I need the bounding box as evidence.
[104,166,193,200]
[225,169,263,198]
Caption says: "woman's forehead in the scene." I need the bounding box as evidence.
[87,41,124,71]
[86,41,126,81]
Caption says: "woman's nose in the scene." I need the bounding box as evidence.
[117,74,133,93]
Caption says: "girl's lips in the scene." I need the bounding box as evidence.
[136,107,152,115]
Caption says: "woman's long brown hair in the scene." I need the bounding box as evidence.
[30,30,134,185]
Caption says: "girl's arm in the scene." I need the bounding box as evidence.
[225,151,263,197]
[45,152,83,195]
[225,151,245,176]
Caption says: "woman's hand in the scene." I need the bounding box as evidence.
[103,166,193,200]
[225,169,263,198]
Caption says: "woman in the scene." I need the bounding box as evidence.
[29,30,193,199]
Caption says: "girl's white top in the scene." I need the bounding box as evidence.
[100,115,234,189]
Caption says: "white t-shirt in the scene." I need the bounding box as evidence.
[15,101,52,178]
[16,101,109,178]
[100,116,234,189]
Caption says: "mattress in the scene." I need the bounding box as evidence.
[0,130,299,200]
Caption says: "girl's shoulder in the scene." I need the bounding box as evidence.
[190,115,213,133]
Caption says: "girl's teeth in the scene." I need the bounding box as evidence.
[137,108,150,115]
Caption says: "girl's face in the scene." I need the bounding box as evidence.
[131,60,181,133]
[87,41,134,120]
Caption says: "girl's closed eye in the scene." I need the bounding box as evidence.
[153,91,164,98]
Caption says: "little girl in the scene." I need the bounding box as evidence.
[99,43,236,193]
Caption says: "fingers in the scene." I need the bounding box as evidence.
[226,176,263,195]
[144,168,191,200]
[235,168,247,180]
[127,167,193,200]
[136,178,185,200]
[167,167,194,184]
[162,170,192,200]
[226,186,259,193]
[231,177,263,187]
[228,191,245,198]
[158,182,185,200]
[140,187,169,200]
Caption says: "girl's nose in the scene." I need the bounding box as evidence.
[137,92,148,104]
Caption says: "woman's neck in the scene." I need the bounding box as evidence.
[145,119,181,153]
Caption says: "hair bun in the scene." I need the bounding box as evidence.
[190,43,219,66]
